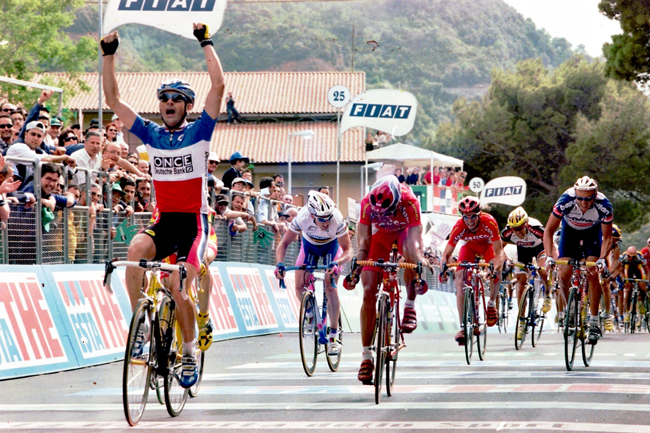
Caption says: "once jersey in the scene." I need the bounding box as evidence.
[501,218,545,249]
[129,111,217,214]
[289,207,346,245]
[552,188,613,230]
[448,212,501,248]
[359,185,421,234]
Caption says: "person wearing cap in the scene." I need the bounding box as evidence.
[222,151,248,189]
[230,177,254,215]
[47,117,63,146]
[207,151,223,197]
[102,22,226,388]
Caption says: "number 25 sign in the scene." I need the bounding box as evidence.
[327,85,351,108]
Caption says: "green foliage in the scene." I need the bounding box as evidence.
[68,0,574,142]
[432,56,650,230]
[0,0,96,108]
[599,0,650,84]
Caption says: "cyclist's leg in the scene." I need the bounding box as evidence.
[197,241,217,351]
[398,229,421,332]
[294,238,316,301]
[323,240,342,336]
[125,234,157,309]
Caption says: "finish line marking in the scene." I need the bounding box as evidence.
[229,360,650,369]
[3,401,650,412]
[72,383,650,396]
[1,421,650,431]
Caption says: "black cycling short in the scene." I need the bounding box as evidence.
[515,244,545,272]
[141,212,209,270]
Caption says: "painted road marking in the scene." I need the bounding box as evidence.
[4,401,650,412]
[2,421,650,432]
[230,360,650,369]
[71,383,650,396]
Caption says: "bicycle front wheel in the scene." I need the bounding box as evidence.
[163,301,189,417]
[326,316,343,372]
[463,287,475,365]
[531,285,545,347]
[630,291,638,334]
[515,286,531,350]
[374,294,389,404]
[299,291,319,376]
[582,302,595,367]
[386,298,400,396]
[123,297,153,426]
[564,288,579,371]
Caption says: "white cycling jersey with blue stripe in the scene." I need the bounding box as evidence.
[552,188,613,230]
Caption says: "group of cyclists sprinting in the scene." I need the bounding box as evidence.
[100,23,646,410]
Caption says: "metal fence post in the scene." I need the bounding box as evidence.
[35,162,43,265]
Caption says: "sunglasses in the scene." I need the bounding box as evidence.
[575,194,596,202]
[0,124,12,129]
[275,182,284,187]
[158,92,187,103]
[63,136,76,142]
[316,215,333,223]
[108,129,117,132]
[462,213,479,221]
[1,108,12,112]
[208,160,218,164]
[512,225,526,232]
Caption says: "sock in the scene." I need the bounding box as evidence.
[488,300,495,307]
[362,346,372,360]
[183,341,196,358]
[329,330,338,341]
[405,299,415,309]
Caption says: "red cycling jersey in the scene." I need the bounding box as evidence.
[359,184,421,234]
[448,212,501,263]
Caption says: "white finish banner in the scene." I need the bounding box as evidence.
[103,0,227,41]
[340,89,417,136]
[480,176,527,206]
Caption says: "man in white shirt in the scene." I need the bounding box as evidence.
[71,131,104,185]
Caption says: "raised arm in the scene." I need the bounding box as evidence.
[101,31,138,130]
[193,23,225,120]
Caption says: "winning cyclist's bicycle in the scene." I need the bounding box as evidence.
[279,264,342,376]
[353,249,423,404]
[496,279,511,334]
[514,262,546,350]
[449,260,493,365]
[554,259,603,371]
[104,259,202,426]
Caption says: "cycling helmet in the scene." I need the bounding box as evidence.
[307,191,335,218]
[507,206,528,228]
[574,176,597,191]
[611,224,622,240]
[458,196,481,214]
[369,175,402,216]
[157,79,196,104]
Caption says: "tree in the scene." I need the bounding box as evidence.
[599,0,650,84]
[430,56,650,230]
[0,0,96,108]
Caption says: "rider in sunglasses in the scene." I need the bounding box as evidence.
[543,176,614,344]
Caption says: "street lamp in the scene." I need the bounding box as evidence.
[287,130,314,194]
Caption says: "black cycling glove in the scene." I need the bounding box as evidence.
[100,37,119,56]
[193,24,213,47]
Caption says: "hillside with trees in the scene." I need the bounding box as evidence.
[67,0,575,141]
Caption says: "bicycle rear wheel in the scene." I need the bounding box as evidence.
[463,287,475,365]
[564,288,579,371]
[374,294,389,404]
[123,298,153,426]
[476,287,487,361]
[496,292,504,333]
[326,316,343,372]
[386,298,400,396]
[582,300,595,367]
[644,298,650,333]
[299,291,319,376]
[189,350,205,398]
[514,286,531,350]
[162,299,189,417]
[531,285,545,347]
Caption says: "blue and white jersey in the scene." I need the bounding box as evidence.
[129,111,217,214]
[289,207,346,246]
[552,188,613,230]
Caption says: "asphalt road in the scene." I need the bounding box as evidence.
[2,321,650,433]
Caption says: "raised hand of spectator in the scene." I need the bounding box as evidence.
[23,193,36,210]
[41,197,56,211]
[38,90,54,105]
[0,178,21,195]
[109,172,120,183]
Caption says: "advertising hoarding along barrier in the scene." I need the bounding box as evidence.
[0,263,458,380]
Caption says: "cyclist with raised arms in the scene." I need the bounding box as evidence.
[101,23,225,388]
[501,206,551,339]
[344,175,428,384]
[439,196,505,345]
[543,176,613,344]
[274,191,353,355]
